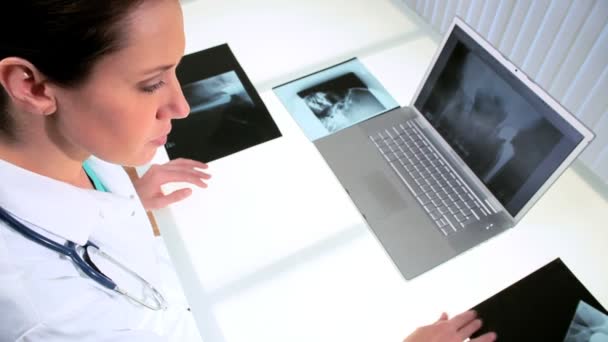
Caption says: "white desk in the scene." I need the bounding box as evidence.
[146,1,608,341]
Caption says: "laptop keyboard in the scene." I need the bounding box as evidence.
[369,120,489,236]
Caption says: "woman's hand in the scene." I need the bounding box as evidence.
[403,311,496,342]
[131,158,211,211]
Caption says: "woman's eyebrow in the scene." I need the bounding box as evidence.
[140,64,174,76]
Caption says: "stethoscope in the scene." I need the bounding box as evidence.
[0,205,167,311]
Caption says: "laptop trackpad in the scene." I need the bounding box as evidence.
[348,171,408,222]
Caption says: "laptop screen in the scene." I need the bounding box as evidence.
[414,26,584,217]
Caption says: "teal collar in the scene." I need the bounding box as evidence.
[82,160,108,192]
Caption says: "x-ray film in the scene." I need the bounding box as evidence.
[273,58,398,141]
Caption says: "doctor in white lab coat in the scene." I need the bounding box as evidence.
[0,0,209,340]
[0,156,206,341]
[0,1,495,342]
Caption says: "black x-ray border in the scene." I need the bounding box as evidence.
[167,44,281,163]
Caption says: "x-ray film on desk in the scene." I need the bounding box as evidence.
[167,44,281,163]
[273,58,399,141]
[470,258,608,342]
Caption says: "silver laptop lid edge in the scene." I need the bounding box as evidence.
[407,17,595,223]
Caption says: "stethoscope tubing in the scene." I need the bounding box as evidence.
[0,206,116,289]
[0,205,167,310]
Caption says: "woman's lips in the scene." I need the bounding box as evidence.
[151,134,168,146]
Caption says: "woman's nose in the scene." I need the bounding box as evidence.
[157,77,190,120]
[170,82,190,119]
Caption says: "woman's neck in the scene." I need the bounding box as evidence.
[0,121,93,189]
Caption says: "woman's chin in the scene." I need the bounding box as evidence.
[131,147,160,166]
[99,145,158,167]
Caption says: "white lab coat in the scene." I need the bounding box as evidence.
[0,157,202,341]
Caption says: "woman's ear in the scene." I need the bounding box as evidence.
[0,57,57,116]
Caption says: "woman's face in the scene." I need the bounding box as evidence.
[52,0,190,166]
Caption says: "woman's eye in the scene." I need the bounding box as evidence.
[141,80,166,93]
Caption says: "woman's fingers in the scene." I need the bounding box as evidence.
[147,188,193,210]
[450,311,496,342]
[449,310,478,330]
[162,169,209,187]
[133,159,211,210]
[167,158,208,170]
[457,318,483,340]
[436,312,449,323]
[471,332,497,342]
[148,166,210,187]
[162,165,211,180]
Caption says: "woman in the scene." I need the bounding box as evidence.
[0,1,495,341]
[1,1,209,340]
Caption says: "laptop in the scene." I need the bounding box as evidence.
[314,18,595,279]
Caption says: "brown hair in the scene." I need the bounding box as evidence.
[0,0,148,137]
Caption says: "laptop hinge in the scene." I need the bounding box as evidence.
[483,197,502,214]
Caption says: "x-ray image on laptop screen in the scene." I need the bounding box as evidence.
[414,27,584,217]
